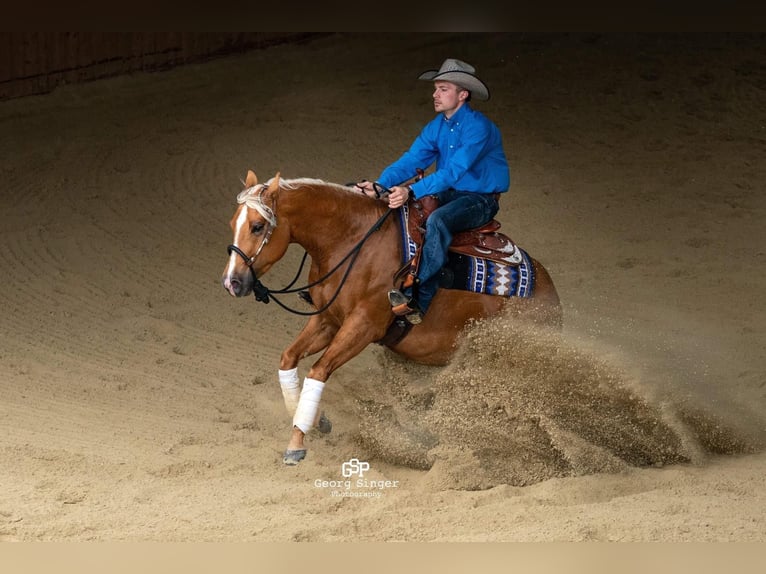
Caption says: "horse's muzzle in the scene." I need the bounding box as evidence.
[222,271,252,298]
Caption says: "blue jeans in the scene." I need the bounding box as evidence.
[410,190,500,312]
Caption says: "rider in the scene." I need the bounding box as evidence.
[356,58,510,323]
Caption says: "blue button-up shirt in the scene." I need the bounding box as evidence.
[377,103,510,199]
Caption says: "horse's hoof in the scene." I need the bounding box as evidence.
[318,412,332,434]
[283,449,307,466]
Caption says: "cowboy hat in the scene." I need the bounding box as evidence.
[418,58,490,101]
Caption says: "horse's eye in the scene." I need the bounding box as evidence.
[251,223,264,234]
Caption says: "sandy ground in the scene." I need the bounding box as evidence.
[0,33,764,542]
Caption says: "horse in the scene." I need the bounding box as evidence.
[221,170,561,465]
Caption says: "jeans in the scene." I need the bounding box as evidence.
[410,190,500,312]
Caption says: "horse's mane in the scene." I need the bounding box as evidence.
[237,177,359,197]
[236,176,376,228]
[275,177,357,195]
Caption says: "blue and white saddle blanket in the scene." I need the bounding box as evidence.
[397,206,535,298]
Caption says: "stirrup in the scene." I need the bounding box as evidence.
[388,290,423,325]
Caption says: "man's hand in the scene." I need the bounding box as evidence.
[386,185,412,209]
[354,180,376,197]
[354,181,412,208]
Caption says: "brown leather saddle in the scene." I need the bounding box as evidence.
[394,193,522,288]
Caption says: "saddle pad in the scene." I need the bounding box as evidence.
[442,250,535,298]
[397,206,535,299]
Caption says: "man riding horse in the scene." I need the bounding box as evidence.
[356,58,509,325]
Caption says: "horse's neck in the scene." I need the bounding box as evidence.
[282,184,391,259]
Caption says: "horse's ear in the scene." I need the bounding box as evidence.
[245,170,258,187]
[267,172,281,193]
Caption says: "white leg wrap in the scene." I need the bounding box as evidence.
[292,377,325,434]
[279,368,300,416]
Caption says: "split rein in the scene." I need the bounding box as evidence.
[227,182,395,316]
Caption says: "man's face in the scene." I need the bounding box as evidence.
[432,81,467,117]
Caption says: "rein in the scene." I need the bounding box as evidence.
[227,201,394,316]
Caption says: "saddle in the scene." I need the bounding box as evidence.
[395,193,522,288]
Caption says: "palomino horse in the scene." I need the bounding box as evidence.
[221,170,561,465]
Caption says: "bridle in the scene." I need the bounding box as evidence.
[226,243,274,304]
[229,183,276,259]
[226,182,395,316]
[226,183,278,303]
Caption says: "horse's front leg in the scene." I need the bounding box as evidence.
[278,314,337,417]
[283,313,385,465]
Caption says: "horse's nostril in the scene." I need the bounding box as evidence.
[223,274,242,296]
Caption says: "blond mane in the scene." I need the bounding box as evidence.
[275,177,357,194]
[235,177,360,227]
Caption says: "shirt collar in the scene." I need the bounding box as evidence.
[443,103,471,124]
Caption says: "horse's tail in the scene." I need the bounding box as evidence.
[529,257,563,328]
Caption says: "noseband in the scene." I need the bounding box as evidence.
[227,243,272,303]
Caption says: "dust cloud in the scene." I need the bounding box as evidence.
[355,315,762,490]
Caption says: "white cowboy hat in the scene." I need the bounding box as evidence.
[418,58,490,101]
